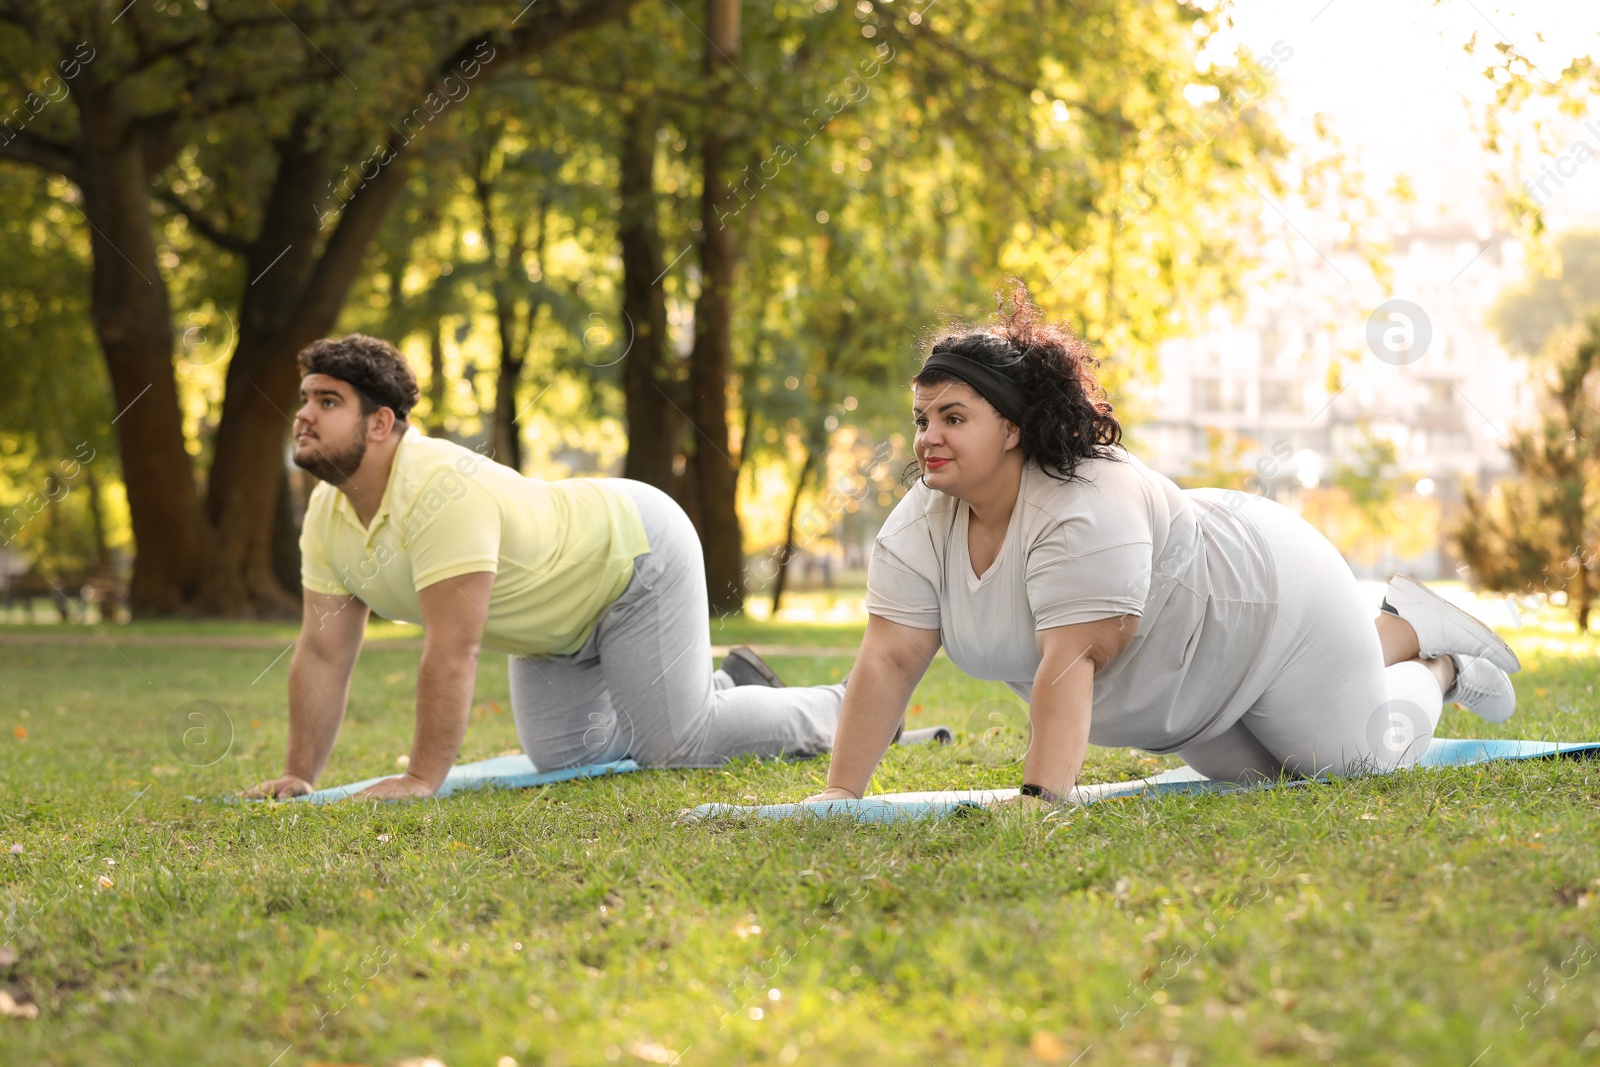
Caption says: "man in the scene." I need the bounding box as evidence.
[245,335,843,801]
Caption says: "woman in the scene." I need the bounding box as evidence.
[807,288,1518,805]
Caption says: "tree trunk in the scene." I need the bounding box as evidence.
[83,464,110,574]
[690,0,745,615]
[428,317,449,436]
[480,166,545,474]
[771,446,815,615]
[205,118,411,616]
[271,460,302,597]
[619,101,683,492]
[77,80,223,615]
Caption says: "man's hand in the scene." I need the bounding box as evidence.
[354,773,438,801]
[239,774,313,800]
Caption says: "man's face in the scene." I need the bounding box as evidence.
[293,374,372,484]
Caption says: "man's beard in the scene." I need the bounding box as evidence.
[293,430,367,484]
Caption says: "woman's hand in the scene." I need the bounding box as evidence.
[802,786,863,804]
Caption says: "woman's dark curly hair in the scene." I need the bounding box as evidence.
[905,281,1122,486]
[297,334,420,423]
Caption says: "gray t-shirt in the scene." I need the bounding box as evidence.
[864,450,1278,753]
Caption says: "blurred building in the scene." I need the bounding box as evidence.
[1128,223,1538,577]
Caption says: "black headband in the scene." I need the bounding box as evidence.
[919,345,1030,425]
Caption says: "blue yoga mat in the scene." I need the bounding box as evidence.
[297,755,641,804]
[680,738,1600,824]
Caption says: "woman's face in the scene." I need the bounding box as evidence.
[912,379,1021,499]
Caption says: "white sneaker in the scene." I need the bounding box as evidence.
[1384,576,1521,674]
[1443,654,1516,723]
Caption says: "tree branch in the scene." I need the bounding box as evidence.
[0,129,79,181]
[152,186,252,255]
[441,0,647,74]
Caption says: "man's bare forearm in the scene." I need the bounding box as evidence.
[284,646,358,784]
[403,644,480,790]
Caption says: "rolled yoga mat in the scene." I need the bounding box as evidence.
[680,737,1600,824]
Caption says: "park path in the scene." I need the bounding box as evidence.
[0,631,853,657]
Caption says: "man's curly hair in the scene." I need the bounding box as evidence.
[296,334,420,423]
[907,280,1123,485]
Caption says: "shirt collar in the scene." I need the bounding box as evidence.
[329,426,422,542]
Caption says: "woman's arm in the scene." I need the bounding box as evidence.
[807,613,942,801]
[1023,615,1139,801]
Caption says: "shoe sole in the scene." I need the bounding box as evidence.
[1389,576,1521,673]
[724,647,786,688]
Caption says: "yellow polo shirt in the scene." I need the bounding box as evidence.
[299,428,650,656]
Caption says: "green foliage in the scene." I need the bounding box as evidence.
[0,169,120,579]
[1490,231,1600,358]
[0,170,108,454]
[0,0,1294,598]
[1332,434,1405,532]
[1453,316,1600,630]
[1172,427,1256,491]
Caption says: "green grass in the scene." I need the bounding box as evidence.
[2,613,1599,1066]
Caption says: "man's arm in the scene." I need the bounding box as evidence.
[355,570,494,800]
[242,591,369,799]
[1020,615,1138,802]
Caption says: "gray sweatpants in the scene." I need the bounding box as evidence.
[508,478,845,771]
[1174,490,1444,781]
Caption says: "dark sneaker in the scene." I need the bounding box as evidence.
[720,646,786,688]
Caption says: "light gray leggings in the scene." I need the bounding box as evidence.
[508,479,845,770]
[1175,490,1445,782]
